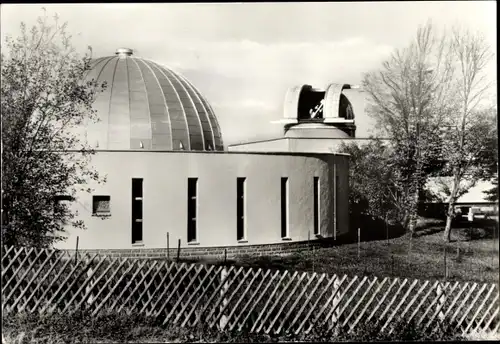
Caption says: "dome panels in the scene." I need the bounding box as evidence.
[83,49,224,151]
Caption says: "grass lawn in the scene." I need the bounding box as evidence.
[183,217,499,285]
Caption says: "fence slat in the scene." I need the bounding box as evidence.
[1,247,27,280]
[31,253,77,312]
[454,284,489,331]
[223,268,263,329]
[386,280,430,335]
[200,266,243,324]
[8,249,57,312]
[210,268,255,329]
[123,261,172,314]
[141,262,188,315]
[155,264,199,319]
[1,246,499,337]
[463,284,496,334]
[164,264,207,325]
[265,272,310,334]
[276,272,319,334]
[4,248,47,308]
[48,253,100,313]
[483,307,499,332]
[21,251,64,312]
[174,264,218,325]
[365,277,399,323]
[236,270,281,332]
[295,274,345,335]
[380,279,419,333]
[254,271,300,333]
[445,283,478,327]
[306,275,352,333]
[0,246,15,265]
[348,277,388,334]
[62,256,110,313]
[2,247,36,292]
[91,258,136,316]
[343,276,379,330]
[473,292,499,333]
[287,273,327,334]
[250,270,290,333]
[182,265,224,328]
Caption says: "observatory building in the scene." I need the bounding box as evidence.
[56,48,359,253]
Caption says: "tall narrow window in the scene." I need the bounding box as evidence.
[334,175,339,235]
[237,178,246,241]
[281,178,289,238]
[313,177,320,235]
[132,178,143,244]
[187,178,198,243]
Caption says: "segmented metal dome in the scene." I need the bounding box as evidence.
[83,48,223,151]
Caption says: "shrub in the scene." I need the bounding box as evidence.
[2,311,468,343]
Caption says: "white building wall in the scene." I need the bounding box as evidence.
[56,150,349,250]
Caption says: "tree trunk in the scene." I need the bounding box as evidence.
[407,186,420,234]
[443,174,461,242]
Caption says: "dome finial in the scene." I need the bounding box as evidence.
[115,48,133,57]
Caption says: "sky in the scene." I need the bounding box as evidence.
[1,2,497,145]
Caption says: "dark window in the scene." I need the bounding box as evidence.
[55,195,74,202]
[281,178,289,238]
[237,178,246,241]
[54,195,74,211]
[132,179,143,243]
[92,195,110,216]
[54,195,75,223]
[187,178,197,242]
[132,178,143,199]
[335,175,339,216]
[313,177,320,235]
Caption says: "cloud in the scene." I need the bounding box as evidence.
[152,37,393,86]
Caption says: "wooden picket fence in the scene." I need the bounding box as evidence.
[1,245,499,335]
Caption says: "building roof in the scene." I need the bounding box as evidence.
[284,123,351,139]
[82,48,223,151]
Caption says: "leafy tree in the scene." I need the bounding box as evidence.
[339,140,404,225]
[1,10,106,247]
[362,21,455,235]
[441,27,496,242]
[483,175,499,202]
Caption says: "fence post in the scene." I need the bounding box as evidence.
[177,239,181,262]
[312,246,315,273]
[357,228,361,259]
[219,264,229,330]
[75,236,79,264]
[166,232,170,260]
[443,245,447,279]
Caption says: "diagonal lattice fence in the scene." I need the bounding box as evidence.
[1,245,499,335]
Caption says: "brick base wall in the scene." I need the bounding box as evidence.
[63,238,338,260]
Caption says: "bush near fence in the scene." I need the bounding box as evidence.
[1,245,499,337]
